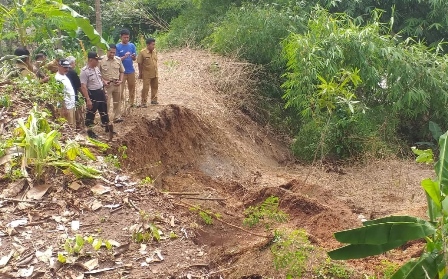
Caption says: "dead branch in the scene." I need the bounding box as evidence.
[175,201,270,239]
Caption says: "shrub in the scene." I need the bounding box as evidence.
[283,8,448,160]
[204,4,306,69]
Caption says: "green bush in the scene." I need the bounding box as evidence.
[204,4,306,68]
[292,107,398,162]
[283,8,448,160]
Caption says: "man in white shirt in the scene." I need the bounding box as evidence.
[55,59,76,127]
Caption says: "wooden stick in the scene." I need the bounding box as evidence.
[175,201,269,239]
[181,197,226,201]
[1,197,50,204]
[163,191,201,196]
[128,199,140,212]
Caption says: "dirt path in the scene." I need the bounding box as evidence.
[0,48,432,279]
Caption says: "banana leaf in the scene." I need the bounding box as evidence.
[328,240,407,260]
[48,1,109,50]
[390,252,442,279]
[363,216,431,226]
[436,132,448,194]
[334,222,435,245]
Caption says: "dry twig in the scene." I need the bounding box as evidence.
[175,201,270,239]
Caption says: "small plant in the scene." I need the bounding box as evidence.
[87,137,110,151]
[13,106,100,180]
[118,145,128,159]
[379,259,400,279]
[140,176,153,185]
[169,231,178,239]
[315,257,353,279]
[190,205,221,225]
[243,196,288,229]
[0,95,11,108]
[105,154,120,168]
[130,210,163,243]
[271,229,314,278]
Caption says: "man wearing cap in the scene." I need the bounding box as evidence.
[137,38,159,107]
[79,52,114,139]
[100,44,124,123]
[55,59,76,127]
[116,29,137,108]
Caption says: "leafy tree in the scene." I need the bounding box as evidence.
[0,0,108,52]
[282,8,448,159]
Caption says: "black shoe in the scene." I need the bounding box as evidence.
[105,124,117,133]
[113,118,124,123]
[87,130,98,139]
[151,101,159,105]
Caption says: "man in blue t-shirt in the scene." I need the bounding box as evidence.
[116,29,137,108]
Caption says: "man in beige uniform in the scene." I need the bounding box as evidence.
[100,44,125,123]
[137,38,159,107]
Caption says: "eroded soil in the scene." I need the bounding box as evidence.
[0,49,432,278]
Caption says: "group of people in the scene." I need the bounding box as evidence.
[12,29,159,139]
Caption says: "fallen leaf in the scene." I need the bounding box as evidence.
[113,243,130,257]
[26,184,51,200]
[16,266,34,277]
[0,250,14,268]
[107,240,120,247]
[103,204,120,209]
[69,181,83,191]
[69,271,85,279]
[36,246,53,263]
[7,219,27,228]
[16,254,34,267]
[170,216,175,227]
[0,178,26,198]
[91,184,111,195]
[154,250,164,261]
[71,221,80,231]
[139,244,147,255]
[12,243,26,254]
[84,267,117,274]
[91,200,102,211]
[82,258,98,271]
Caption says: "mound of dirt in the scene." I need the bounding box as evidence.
[108,48,432,277]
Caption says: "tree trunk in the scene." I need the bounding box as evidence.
[95,0,103,55]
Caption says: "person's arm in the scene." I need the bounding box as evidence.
[80,83,93,110]
[131,44,137,61]
[137,52,143,79]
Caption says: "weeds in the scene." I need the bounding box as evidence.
[130,211,163,243]
[189,205,221,225]
[57,234,114,263]
[140,176,153,185]
[105,154,120,168]
[243,196,288,229]
[271,229,314,278]
[315,257,353,279]
[0,94,11,108]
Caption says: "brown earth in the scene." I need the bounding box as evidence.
[0,48,433,279]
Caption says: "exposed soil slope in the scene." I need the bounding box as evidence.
[0,48,432,279]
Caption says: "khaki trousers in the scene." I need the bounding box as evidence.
[122,73,136,106]
[75,104,85,130]
[142,76,158,104]
[105,84,122,120]
[59,108,75,127]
